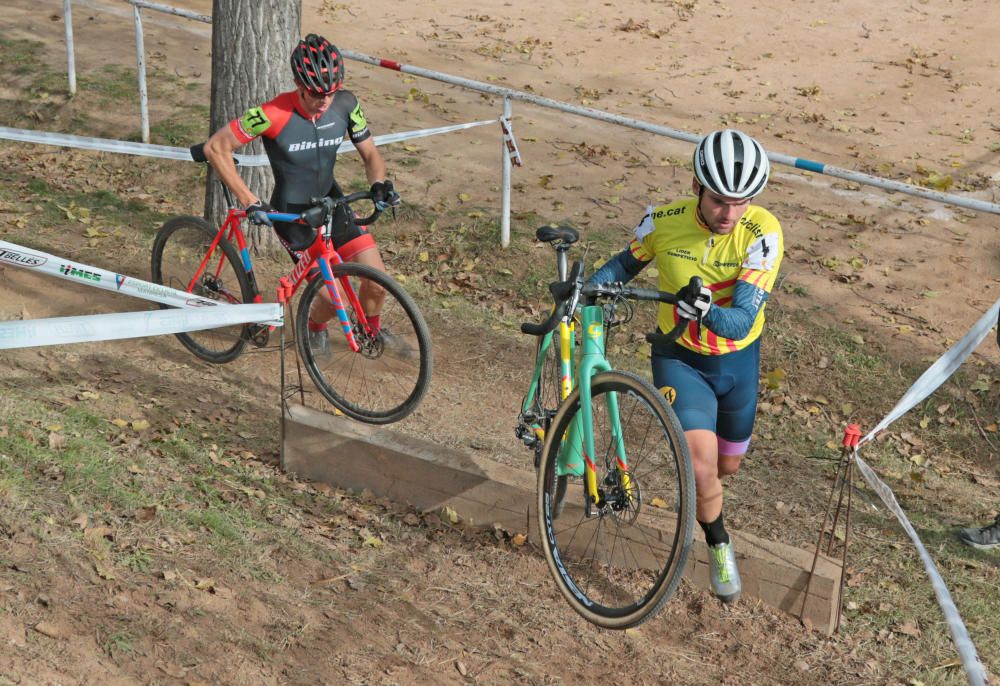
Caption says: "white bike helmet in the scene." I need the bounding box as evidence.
[693,129,770,200]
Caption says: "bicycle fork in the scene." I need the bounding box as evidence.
[563,306,631,516]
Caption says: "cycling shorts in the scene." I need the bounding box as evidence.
[650,336,761,446]
[272,200,375,260]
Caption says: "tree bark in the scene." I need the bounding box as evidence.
[205,0,301,252]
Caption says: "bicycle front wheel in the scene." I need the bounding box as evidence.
[151,216,254,364]
[296,262,432,424]
[537,370,695,629]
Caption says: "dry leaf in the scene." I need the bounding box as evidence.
[441,506,459,524]
[511,533,527,546]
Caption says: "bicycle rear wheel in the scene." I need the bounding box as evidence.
[537,370,695,629]
[522,330,566,469]
[296,262,432,424]
[150,216,253,364]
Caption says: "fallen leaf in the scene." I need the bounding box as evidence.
[441,506,459,524]
[511,533,527,546]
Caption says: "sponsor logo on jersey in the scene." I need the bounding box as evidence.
[653,206,687,218]
[666,250,697,262]
[739,216,763,239]
[744,235,778,271]
[350,102,368,132]
[287,136,344,152]
[239,107,272,137]
[0,248,46,267]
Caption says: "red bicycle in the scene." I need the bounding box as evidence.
[150,144,432,424]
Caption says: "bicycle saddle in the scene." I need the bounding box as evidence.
[535,225,579,244]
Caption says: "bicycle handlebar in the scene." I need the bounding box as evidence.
[189,143,393,227]
[520,261,584,336]
[520,263,704,348]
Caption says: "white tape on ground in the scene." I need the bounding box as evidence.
[853,454,989,686]
[0,240,225,309]
[0,303,282,350]
[0,120,496,165]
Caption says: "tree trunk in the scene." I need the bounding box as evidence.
[205,0,301,253]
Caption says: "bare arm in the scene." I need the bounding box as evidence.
[354,137,387,184]
[203,126,258,207]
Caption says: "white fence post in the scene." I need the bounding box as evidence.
[132,5,150,143]
[500,97,513,248]
[63,0,76,95]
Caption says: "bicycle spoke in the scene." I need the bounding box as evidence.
[296,263,432,424]
[151,216,252,363]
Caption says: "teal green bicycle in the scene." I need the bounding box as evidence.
[516,225,697,629]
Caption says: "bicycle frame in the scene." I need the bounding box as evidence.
[185,207,370,353]
[521,318,575,443]
[558,303,632,512]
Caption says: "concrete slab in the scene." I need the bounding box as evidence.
[281,402,842,632]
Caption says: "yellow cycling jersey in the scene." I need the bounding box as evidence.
[629,198,783,355]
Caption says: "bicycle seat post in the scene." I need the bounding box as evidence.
[555,243,572,282]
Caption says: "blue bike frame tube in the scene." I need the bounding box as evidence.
[316,257,356,344]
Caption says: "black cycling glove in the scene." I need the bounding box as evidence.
[246,200,274,227]
[370,180,400,211]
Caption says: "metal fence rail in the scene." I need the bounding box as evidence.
[59,1,1000,249]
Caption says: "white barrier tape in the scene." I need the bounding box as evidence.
[845,301,999,686]
[0,303,282,350]
[0,120,496,166]
[853,453,989,686]
[0,240,222,309]
[860,298,1000,446]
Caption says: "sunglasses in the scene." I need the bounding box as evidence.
[301,86,338,100]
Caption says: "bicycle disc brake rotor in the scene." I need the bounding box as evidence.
[607,469,642,525]
[353,325,384,359]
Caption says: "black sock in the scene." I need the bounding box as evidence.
[699,513,730,546]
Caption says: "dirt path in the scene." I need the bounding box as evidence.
[1,0,999,684]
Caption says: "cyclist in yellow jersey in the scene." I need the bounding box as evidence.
[589,129,783,603]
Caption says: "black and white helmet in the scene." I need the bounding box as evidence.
[693,129,770,200]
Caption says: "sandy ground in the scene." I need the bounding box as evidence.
[1,0,999,684]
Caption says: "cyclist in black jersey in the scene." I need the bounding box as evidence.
[203,34,399,354]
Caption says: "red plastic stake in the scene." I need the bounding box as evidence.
[277,277,291,304]
[842,423,862,448]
